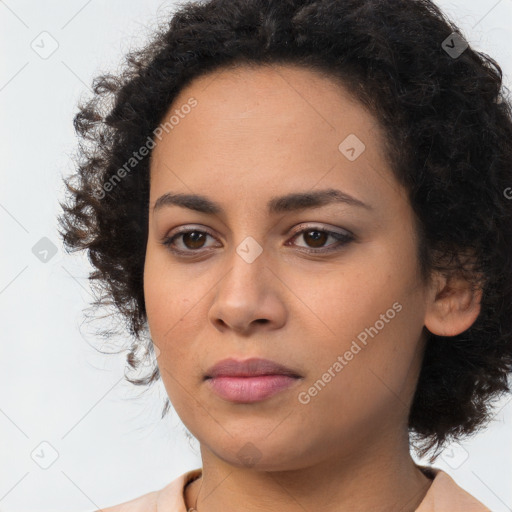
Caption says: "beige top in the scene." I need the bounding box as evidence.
[98,466,490,511]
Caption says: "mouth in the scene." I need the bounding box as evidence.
[204,357,303,403]
[204,357,302,379]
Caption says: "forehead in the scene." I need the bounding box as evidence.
[148,63,394,212]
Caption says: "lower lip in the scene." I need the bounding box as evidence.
[205,375,300,403]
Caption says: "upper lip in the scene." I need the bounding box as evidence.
[204,357,302,379]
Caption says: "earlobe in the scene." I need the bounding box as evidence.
[424,273,483,337]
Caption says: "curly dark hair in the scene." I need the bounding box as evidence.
[57,0,512,460]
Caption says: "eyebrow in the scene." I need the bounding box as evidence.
[153,188,373,215]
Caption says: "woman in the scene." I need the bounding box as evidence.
[58,0,512,510]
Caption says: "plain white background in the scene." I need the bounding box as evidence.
[1,1,511,510]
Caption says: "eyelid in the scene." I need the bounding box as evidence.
[161,223,354,255]
[163,224,220,249]
[289,222,352,238]
[285,224,354,253]
[163,222,351,240]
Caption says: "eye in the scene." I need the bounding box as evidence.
[161,228,219,255]
[160,225,354,257]
[286,225,354,254]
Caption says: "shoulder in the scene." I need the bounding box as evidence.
[416,466,491,512]
[93,468,202,512]
[96,490,159,512]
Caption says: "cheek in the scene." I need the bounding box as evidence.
[295,250,425,388]
[143,264,200,410]
[143,252,195,360]
[316,237,422,342]
[290,262,401,346]
[143,251,222,393]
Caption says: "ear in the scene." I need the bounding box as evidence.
[424,271,483,337]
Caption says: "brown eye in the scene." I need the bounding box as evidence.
[161,225,354,257]
[288,226,354,253]
[182,231,207,249]
[302,230,329,248]
[161,229,217,254]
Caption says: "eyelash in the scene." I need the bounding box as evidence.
[160,225,354,257]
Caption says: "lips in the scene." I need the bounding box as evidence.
[204,357,302,379]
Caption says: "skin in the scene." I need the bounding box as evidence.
[143,63,482,512]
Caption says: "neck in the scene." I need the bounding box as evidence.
[184,430,433,512]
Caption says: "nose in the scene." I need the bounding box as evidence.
[207,247,287,335]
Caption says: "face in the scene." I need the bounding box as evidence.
[143,63,433,471]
